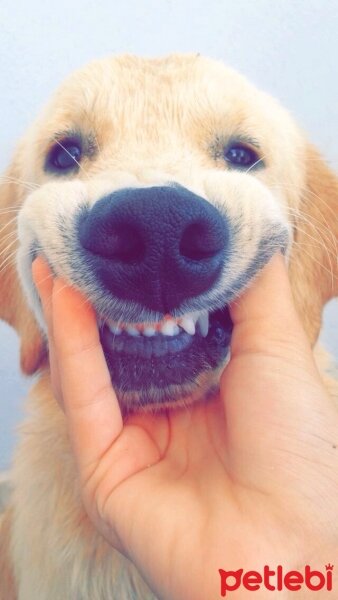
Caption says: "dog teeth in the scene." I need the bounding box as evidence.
[105,311,209,338]
[180,316,196,335]
[143,326,156,337]
[160,321,180,336]
[197,312,209,337]
[108,323,122,335]
[125,326,140,337]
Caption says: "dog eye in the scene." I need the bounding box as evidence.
[47,139,82,171]
[224,143,261,169]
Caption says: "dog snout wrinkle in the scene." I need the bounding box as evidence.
[78,185,229,312]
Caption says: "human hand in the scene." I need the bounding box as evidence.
[32,255,338,600]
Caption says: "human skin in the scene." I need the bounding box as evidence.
[32,255,338,600]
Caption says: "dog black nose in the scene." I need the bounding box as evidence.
[78,186,229,312]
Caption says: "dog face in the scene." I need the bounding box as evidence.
[1,54,337,411]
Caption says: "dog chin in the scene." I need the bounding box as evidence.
[112,372,224,414]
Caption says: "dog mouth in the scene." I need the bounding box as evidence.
[99,305,233,410]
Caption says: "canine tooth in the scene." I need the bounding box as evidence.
[143,326,156,337]
[161,320,178,336]
[198,312,209,337]
[126,326,140,337]
[180,317,196,335]
[108,323,122,335]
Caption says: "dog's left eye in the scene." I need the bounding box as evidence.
[46,139,82,172]
[224,143,261,169]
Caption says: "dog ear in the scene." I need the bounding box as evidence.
[0,158,46,375]
[289,145,338,345]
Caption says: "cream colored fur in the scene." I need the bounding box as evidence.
[0,54,337,599]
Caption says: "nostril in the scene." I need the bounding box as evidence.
[108,223,145,262]
[80,216,145,263]
[179,221,225,261]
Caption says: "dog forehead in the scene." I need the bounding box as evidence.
[41,54,285,135]
[56,53,249,101]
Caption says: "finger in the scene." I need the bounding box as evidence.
[222,254,334,484]
[229,254,312,363]
[32,257,62,402]
[51,279,124,476]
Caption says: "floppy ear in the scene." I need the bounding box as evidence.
[289,145,338,346]
[0,157,46,375]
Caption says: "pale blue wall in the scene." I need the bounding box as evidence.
[0,0,337,469]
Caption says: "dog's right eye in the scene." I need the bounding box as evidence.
[46,139,82,172]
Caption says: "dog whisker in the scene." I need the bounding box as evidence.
[0,216,18,236]
[244,154,266,174]
[0,208,21,215]
[285,208,337,259]
[0,234,18,255]
[0,175,40,191]
[0,248,19,273]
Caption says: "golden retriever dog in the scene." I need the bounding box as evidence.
[0,54,337,599]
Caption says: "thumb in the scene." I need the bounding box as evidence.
[222,254,333,488]
[229,253,311,363]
